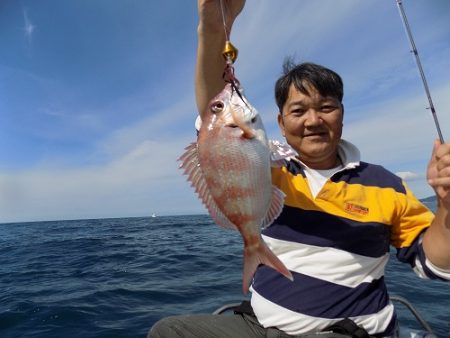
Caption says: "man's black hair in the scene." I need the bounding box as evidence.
[274,59,344,112]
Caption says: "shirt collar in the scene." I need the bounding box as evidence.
[270,139,361,170]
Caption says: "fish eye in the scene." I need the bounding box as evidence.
[251,116,257,123]
[211,101,224,114]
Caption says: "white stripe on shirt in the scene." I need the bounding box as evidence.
[263,235,389,287]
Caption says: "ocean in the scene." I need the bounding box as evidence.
[1,213,449,338]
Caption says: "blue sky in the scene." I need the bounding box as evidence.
[1,0,449,223]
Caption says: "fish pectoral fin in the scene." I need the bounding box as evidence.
[268,139,298,167]
[261,186,286,229]
[178,142,237,231]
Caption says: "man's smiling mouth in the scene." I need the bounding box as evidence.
[303,132,327,137]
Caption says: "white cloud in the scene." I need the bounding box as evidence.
[0,137,203,223]
[22,8,35,42]
[395,171,422,181]
[97,93,196,159]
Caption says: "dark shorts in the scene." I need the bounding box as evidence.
[148,312,271,338]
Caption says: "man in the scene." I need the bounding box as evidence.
[149,0,450,337]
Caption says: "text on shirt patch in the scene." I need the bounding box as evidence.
[344,202,369,216]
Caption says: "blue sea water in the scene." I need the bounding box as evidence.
[1,214,449,338]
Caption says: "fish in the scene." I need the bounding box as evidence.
[179,83,293,293]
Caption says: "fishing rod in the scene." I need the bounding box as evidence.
[395,0,445,143]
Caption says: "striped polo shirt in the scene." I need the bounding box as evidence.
[250,140,445,337]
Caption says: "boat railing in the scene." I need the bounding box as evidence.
[212,302,241,315]
[212,296,439,337]
[390,295,437,338]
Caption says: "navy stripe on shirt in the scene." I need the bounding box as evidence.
[284,159,306,177]
[253,266,389,318]
[264,206,390,257]
[331,162,406,194]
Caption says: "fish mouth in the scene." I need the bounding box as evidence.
[228,104,256,139]
[226,123,239,129]
[225,123,256,139]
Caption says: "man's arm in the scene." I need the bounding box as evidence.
[423,140,450,269]
[195,0,245,118]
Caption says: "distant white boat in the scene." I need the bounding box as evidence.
[151,213,157,218]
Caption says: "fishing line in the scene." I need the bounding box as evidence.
[395,0,445,143]
[219,0,230,42]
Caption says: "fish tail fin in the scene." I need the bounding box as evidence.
[242,239,293,294]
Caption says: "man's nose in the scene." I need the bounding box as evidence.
[304,109,322,127]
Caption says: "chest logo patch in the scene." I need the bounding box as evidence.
[345,202,369,216]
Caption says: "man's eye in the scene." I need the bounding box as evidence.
[320,105,336,112]
[291,109,305,116]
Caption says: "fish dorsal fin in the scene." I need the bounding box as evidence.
[261,186,285,229]
[179,142,237,230]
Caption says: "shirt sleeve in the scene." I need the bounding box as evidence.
[392,183,450,280]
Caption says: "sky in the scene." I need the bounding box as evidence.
[1,0,449,223]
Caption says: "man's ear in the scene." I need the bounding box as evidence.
[277,112,286,137]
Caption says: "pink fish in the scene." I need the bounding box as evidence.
[179,84,293,293]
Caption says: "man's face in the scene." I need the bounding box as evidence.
[278,83,343,169]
